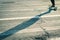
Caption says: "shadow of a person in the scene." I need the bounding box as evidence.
[0,7,53,40]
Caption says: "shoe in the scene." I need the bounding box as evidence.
[49,6,57,11]
[49,6,55,9]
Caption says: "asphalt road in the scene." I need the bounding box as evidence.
[0,0,60,40]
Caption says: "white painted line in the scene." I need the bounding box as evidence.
[0,9,34,11]
[0,15,60,20]
[41,15,60,17]
[0,8,47,11]
[0,16,34,20]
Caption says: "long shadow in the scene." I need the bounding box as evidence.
[0,8,52,40]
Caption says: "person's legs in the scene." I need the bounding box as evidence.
[50,0,55,7]
[50,0,57,11]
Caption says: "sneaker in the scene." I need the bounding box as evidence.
[49,6,57,11]
[51,6,56,9]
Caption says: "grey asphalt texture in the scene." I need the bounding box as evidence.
[0,0,60,40]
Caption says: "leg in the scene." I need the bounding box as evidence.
[49,0,57,11]
[50,0,55,7]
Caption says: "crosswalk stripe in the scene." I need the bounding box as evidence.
[0,15,60,20]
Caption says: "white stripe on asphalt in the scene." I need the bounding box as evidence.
[0,16,34,20]
[0,15,60,20]
[0,7,47,11]
[41,15,60,17]
[0,9,34,11]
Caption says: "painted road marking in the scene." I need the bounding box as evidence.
[0,15,60,20]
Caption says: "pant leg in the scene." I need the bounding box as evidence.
[50,0,55,7]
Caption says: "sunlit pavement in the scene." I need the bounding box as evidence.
[0,0,60,40]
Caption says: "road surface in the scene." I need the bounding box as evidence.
[0,0,60,40]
